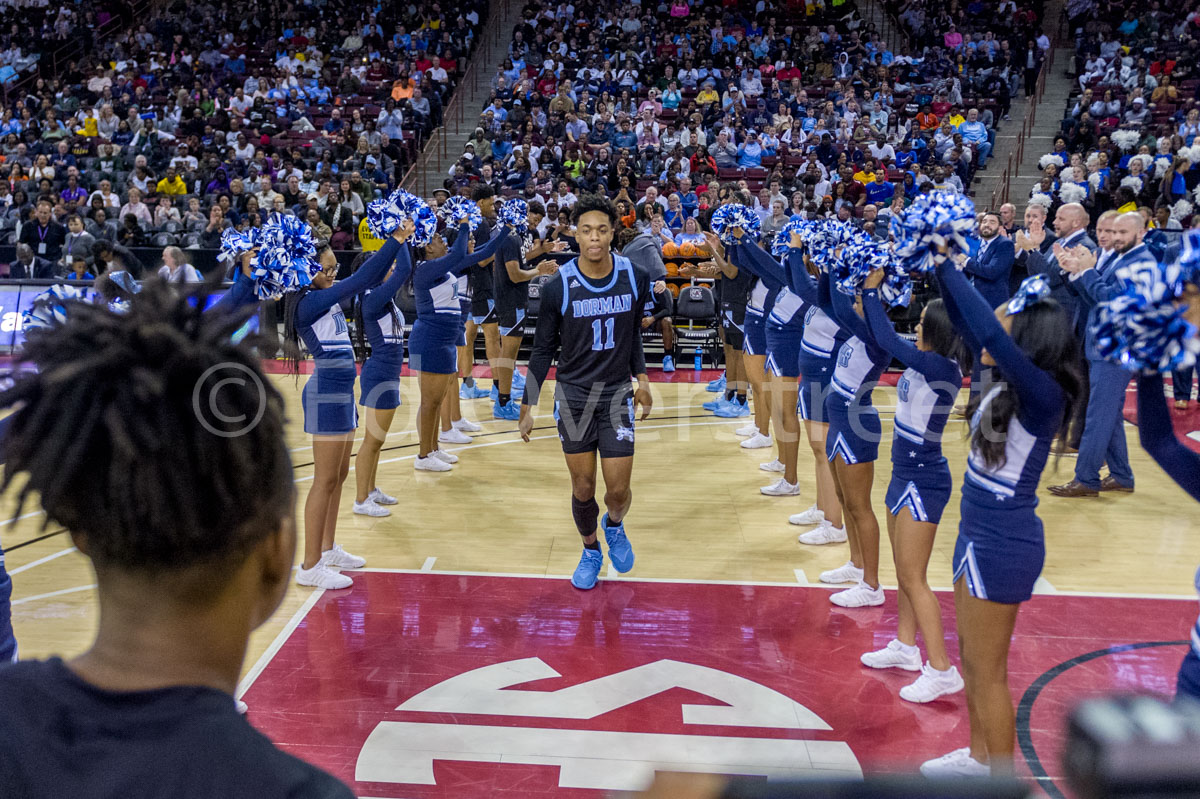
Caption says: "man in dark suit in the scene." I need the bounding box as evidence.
[7,244,56,279]
[955,211,1016,407]
[1049,210,1151,498]
[1010,202,1057,294]
[1016,201,1097,446]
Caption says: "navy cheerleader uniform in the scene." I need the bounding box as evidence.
[359,245,414,410]
[936,261,1067,604]
[862,288,963,524]
[208,269,259,316]
[295,238,401,435]
[818,274,890,465]
[785,249,845,422]
[409,223,508,375]
[1135,372,1200,700]
[727,239,788,361]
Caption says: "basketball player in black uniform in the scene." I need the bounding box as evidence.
[519,194,653,590]
[461,184,501,400]
[492,201,565,419]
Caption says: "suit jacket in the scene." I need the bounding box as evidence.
[1074,242,1156,361]
[7,256,56,279]
[1026,229,1097,334]
[964,235,1015,309]
[1011,228,1057,293]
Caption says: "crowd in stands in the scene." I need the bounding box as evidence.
[0,0,487,277]
[443,0,1046,245]
[1031,0,1200,247]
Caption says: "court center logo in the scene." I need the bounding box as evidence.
[355,657,861,791]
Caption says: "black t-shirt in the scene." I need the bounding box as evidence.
[467,218,495,301]
[494,233,528,311]
[719,258,755,308]
[0,658,354,799]
[523,255,648,404]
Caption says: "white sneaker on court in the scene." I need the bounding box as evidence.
[322,543,366,569]
[920,748,990,777]
[734,423,757,437]
[789,504,825,526]
[296,563,352,589]
[798,522,848,545]
[439,428,472,444]
[353,499,390,517]
[760,478,800,496]
[368,487,397,505]
[819,561,864,584]
[759,459,785,472]
[901,664,965,703]
[431,449,459,464]
[415,455,452,472]
[235,699,249,714]
[860,638,922,671]
[740,432,772,449]
[830,581,885,607]
[454,417,482,433]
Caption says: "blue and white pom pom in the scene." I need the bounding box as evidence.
[22,284,85,332]
[366,192,407,239]
[893,191,979,274]
[831,232,876,295]
[498,197,530,235]
[253,216,319,301]
[1175,230,1200,293]
[217,227,261,266]
[771,218,808,257]
[710,203,761,245]
[1093,287,1200,373]
[440,196,483,232]
[1007,274,1051,314]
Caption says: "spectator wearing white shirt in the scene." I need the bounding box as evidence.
[158,246,203,283]
[119,188,153,225]
[88,180,121,210]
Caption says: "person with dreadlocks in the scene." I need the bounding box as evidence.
[283,219,415,590]
[0,283,354,797]
[352,243,414,518]
[409,217,511,471]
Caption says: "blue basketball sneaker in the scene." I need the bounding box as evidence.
[601,514,635,573]
[460,382,490,400]
[572,548,603,589]
[706,372,726,392]
[714,398,750,417]
[512,369,526,390]
[662,355,676,373]
[490,383,499,401]
[492,400,520,420]
[702,396,726,411]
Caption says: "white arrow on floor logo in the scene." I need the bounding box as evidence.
[355,658,861,790]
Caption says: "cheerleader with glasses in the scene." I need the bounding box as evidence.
[283,219,416,591]
[857,265,968,703]
[921,261,1082,776]
[408,217,512,472]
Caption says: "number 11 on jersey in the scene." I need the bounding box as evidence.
[591,317,615,351]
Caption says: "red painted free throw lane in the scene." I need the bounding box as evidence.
[242,572,1193,797]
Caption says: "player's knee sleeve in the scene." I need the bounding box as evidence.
[571,495,599,537]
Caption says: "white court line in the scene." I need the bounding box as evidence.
[0,509,45,528]
[793,568,809,585]
[11,584,95,605]
[1188,431,1200,444]
[236,588,325,699]
[8,546,77,575]
[421,556,436,571]
[1033,576,1058,594]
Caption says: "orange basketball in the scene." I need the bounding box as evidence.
[678,242,697,257]
[668,282,681,297]
[662,242,679,257]
[694,244,712,256]
[665,261,679,276]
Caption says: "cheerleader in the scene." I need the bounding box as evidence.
[781,236,846,551]
[921,263,1081,777]
[439,268,484,445]
[284,222,415,591]
[352,242,414,517]
[858,268,967,702]
[814,264,890,607]
[409,220,512,472]
[718,230,787,461]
